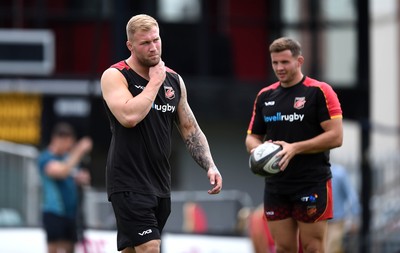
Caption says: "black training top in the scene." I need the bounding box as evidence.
[104,61,181,199]
[247,76,342,194]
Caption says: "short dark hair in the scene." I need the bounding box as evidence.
[269,37,302,57]
[52,122,75,138]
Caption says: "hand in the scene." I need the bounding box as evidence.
[74,169,91,186]
[347,221,360,234]
[148,59,166,87]
[274,140,296,171]
[76,137,93,154]
[207,167,222,194]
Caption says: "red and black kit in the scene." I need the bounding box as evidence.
[103,61,181,200]
[247,76,342,194]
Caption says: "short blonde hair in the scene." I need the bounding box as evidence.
[126,14,159,41]
[269,37,302,57]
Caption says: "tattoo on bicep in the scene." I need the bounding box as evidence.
[185,129,212,170]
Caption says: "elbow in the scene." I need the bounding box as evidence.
[333,135,343,148]
[245,139,253,154]
[337,137,343,147]
[120,116,139,128]
[333,140,342,149]
[117,112,143,128]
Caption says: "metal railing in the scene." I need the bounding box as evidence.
[0,140,40,227]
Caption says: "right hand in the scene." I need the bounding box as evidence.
[76,137,93,154]
[149,60,166,87]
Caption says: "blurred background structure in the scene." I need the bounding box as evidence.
[0,0,399,252]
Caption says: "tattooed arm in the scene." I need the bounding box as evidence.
[175,75,222,194]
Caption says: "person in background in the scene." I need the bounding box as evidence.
[328,163,361,253]
[182,201,208,233]
[245,37,343,253]
[100,14,222,253]
[248,204,275,253]
[37,122,92,253]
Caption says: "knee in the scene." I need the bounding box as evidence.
[275,244,298,253]
[136,239,161,253]
[301,241,324,253]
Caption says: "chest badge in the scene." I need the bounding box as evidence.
[164,86,175,100]
[294,97,306,109]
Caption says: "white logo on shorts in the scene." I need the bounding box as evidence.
[138,229,153,236]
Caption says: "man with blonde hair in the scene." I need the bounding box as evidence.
[101,14,223,253]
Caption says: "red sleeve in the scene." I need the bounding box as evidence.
[304,77,342,120]
[320,82,342,119]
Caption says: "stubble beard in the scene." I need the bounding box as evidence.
[276,70,295,86]
[138,53,161,68]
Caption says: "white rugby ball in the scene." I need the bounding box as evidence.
[249,142,282,177]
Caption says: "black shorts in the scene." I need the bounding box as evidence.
[110,191,171,251]
[264,180,333,223]
[42,212,78,242]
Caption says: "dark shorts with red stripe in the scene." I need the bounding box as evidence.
[264,180,333,222]
[110,191,171,251]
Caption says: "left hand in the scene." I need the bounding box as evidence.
[274,140,297,171]
[207,167,222,194]
[74,169,91,186]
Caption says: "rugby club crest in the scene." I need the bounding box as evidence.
[307,205,317,216]
[164,86,175,100]
[294,97,306,109]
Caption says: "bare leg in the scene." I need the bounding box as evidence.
[268,218,299,253]
[47,242,58,253]
[47,241,75,253]
[122,247,136,253]
[327,221,345,253]
[122,239,161,253]
[298,220,328,253]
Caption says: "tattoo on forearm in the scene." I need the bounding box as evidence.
[185,129,212,170]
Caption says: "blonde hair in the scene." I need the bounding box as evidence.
[269,37,302,57]
[126,14,159,41]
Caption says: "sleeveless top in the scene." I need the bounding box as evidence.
[104,61,181,199]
